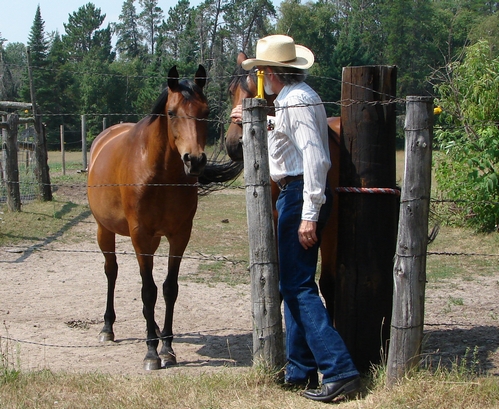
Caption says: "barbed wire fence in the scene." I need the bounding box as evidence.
[1,69,498,354]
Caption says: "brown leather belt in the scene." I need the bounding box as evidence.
[276,174,303,190]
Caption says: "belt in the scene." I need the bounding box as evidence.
[276,174,303,190]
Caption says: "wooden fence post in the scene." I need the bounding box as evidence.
[242,97,284,369]
[81,115,87,171]
[5,113,21,211]
[60,125,65,176]
[386,96,434,386]
[336,65,399,371]
[27,47,52,201]
[1,115,6,182]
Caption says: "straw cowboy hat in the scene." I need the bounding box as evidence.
[241,35,315,70]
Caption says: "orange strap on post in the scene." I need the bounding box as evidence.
[256,70,264,99]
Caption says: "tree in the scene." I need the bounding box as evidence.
[1,42,26,101]
[21,6,52,107]
[62,3,114,63]
[223,0,276,53]
[161,0,196,62]
[43,32,80,147]
[469,13,499,56]
[433,40,499,231]
[115,0,147,60]
[193,0,225,68]
[139,0,164,55]
[277,0,342,114]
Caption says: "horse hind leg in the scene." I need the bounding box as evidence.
[97,225,118,342]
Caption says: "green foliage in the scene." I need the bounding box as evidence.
[3,0,498,150]
[434,40,499,231]
[0,42,26,100]
[114,0,147,60]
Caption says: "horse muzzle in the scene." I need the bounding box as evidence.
[225,126,244,162]
[183,152,207,176]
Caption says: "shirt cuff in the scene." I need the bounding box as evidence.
[302,203,321,222]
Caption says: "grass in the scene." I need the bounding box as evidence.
[1,150,499,407]
[1,357,498,408]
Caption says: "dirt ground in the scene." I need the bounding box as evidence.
[0,185,498,378]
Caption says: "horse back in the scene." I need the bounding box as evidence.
[89,123,135,172]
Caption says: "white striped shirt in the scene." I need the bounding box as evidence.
[268,81,331,222]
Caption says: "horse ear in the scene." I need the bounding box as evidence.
[237,51,248,66]
[168,66,179,90]
[195,65,206,89]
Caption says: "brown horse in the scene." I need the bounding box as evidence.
[88,65,211,371]
[225,52,340,319]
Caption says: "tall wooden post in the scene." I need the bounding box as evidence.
[5,114,21,211]
[81,115,87,170]
[386,96,433,386]
[27,47,52,201]
[242,97,284,369]
[335,66,399,371]
[60,125,65,176]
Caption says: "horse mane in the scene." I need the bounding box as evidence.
[228,64,256,96]
[148,80,207,125]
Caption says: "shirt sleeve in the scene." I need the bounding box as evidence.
[288,97,331,222]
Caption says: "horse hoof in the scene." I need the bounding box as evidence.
[161,352,177,367]
[143,358,162,371]
[98,332,115,342]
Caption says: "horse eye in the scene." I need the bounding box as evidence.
[167,110,175,118]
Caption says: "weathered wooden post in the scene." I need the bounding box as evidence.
[60,125,65,176]
[81,115,87,171]
[4,113,22,211]
[242,97,284,369]
[27,47,52,201]
[1,115,7,182]
[335,65,399,371]
[386,96,433,386]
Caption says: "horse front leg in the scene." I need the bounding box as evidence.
[97,224,118,342]
[159,235,189,367]
[133,235,162,370]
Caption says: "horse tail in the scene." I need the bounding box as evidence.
[197,159,244,195]
[198,159,243,184]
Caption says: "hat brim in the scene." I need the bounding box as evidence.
[241,44,314,70]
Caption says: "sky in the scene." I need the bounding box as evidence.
[0,0,282,46]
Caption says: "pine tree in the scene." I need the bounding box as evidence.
[115,0,147,60]
[62,3,114,63]
[139,0,164,55]
[21,5,50,104]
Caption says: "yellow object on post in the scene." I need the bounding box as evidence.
[256,70,264,99]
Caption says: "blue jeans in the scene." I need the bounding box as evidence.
[276,180,359,384]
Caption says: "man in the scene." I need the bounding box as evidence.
[231,34,360,403]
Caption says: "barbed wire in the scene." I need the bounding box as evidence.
[427,250,499,257]
[3,62,497,131]
[5,178,499,205]
[0,326,251,350]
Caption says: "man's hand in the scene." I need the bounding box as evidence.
[298,220,317,249]
[230,105,243,124]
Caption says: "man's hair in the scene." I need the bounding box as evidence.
[270,66,308,84]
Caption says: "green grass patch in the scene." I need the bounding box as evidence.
[0,199,91,247]
[1,358,498,409]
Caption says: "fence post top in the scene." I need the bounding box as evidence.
[406,96,433,103]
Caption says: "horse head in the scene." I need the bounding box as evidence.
[166,65,209,176]
[226,52,276,162]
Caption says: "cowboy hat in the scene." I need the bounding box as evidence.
[241,35,314,70]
